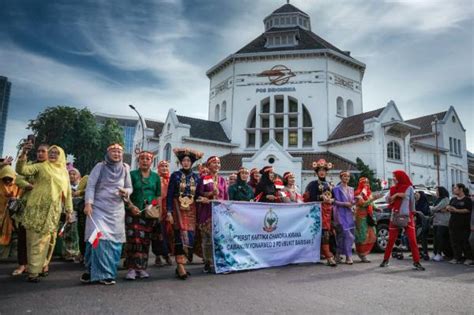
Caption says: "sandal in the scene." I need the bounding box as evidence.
[154,256,164,267]
[345,259,354,265]
[326,257,337,267]
[12,266,27,276]
[359,256,371,263]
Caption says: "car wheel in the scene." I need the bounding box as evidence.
[375,223,389,253]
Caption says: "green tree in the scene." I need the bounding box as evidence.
[349,157,382,191]
[27,106,124,174]
[99,118,124,151]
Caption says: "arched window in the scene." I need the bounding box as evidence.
[214,104,220,121]
[163,143,172,162]
[337,97,344,116]
[387,141,401,161]
[346,100,354,117]
[221,101,227,120]
[246,96,313,149]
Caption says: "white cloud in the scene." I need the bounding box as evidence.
[1,0,473,151]
[3,119,30,157]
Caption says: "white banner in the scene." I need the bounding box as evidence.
[212,201,322,274]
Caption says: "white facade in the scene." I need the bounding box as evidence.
[132,3,469,190]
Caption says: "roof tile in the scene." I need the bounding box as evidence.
[327,107,384,141]
[177,115,230,143]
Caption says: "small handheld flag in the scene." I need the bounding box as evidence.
[87,215,103,249]
[58,222,68,237]
[88,227,103,249]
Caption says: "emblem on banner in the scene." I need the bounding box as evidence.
[263,208,278,232]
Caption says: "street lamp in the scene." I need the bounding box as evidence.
[129,104,146,151]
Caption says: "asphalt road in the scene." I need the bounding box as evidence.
[0,253,473,315]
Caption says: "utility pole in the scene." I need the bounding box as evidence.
[434,115,440,187]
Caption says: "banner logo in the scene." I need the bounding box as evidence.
[263,208,278,232]
[257,65,295,85]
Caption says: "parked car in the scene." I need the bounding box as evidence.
[372,187,437,252]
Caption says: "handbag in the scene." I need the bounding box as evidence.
[392,212,409,228]
[7,197,23,217]
[6,189,23,217]
[144,201,162,220]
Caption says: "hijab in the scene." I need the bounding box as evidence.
[389,170,413,211]
[103,150,126,183]
[415,190,430,215]
[44,145,70,198]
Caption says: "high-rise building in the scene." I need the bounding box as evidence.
[0,76,12,156]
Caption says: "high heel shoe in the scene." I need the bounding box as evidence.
[175,264,190,280]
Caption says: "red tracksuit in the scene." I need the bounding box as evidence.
[383,212,420,263]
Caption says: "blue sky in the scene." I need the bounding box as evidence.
[1,0,473,156]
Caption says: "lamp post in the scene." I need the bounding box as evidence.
[129,104,146,151]
[434,115,440,187]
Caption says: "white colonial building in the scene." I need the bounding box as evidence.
[139,2,469,190]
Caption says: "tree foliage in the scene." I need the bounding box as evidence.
[27,106,124,174]
[349,157,382,191]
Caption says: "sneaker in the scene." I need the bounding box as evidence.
[432,254,443,262]
[203,263,211,273]
[154,256,164,267]
[449,259,462,264]
[80,272,91,284]
[379,260,389,267]
[125,269,136,280]
[137,270,150,279]
[464,259,474,266]
[423,254,430,261]
[100,279,116,285]
[413,262,425,271]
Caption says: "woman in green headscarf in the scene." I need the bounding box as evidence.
[16,145,73,282]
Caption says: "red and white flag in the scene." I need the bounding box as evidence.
[58,222,67,237]
[202,175,214,185]
[88,227,103,249]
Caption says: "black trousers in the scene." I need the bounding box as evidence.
[449,224,472,261]
[151,221,170,257]
[14,221,27,265]
[433,225,452,257]
[76,204,86,256]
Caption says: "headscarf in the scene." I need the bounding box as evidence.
[103,146,126,183]
[158,160,170,180]
[415,191,430,215]
[355,177,371,198]
[44,145,70,198]
[256,167,275,196]
[389,170,413,212]
[248,168,259,189]
[283,172,294,187]
[236,167,249,184]
[0,165,16,182]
